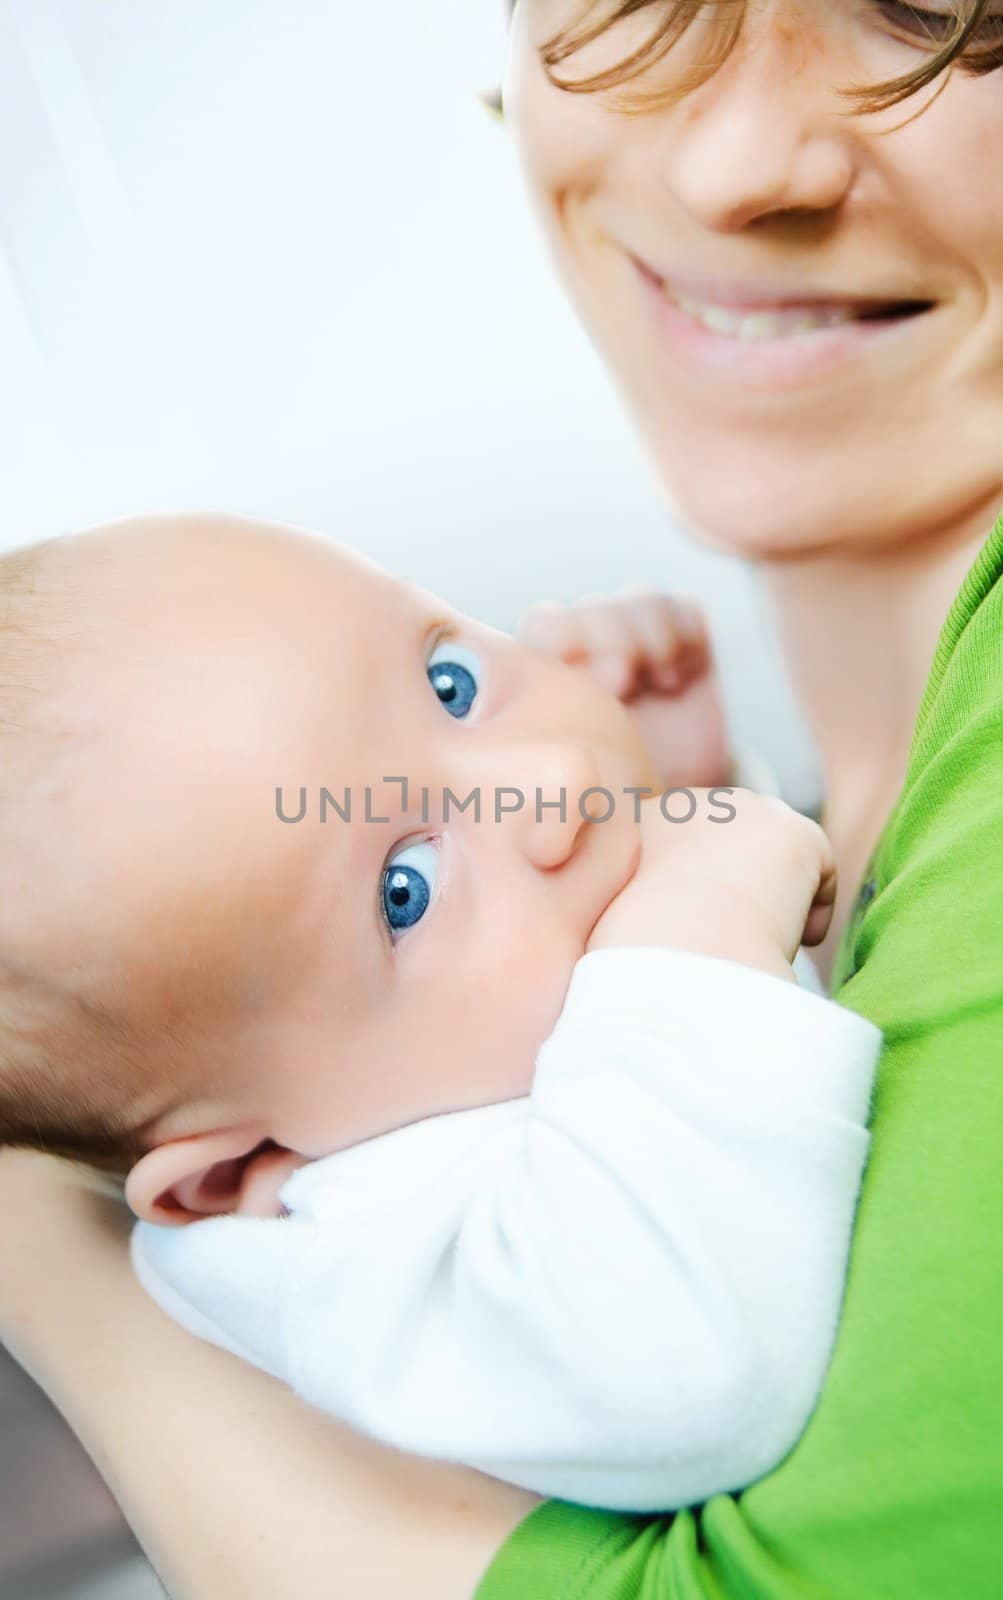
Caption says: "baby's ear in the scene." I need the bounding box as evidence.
[125,1125,280,1226]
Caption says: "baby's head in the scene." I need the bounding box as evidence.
[0,516,655,1223]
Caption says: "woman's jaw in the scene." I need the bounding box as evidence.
[505,5,1003,564]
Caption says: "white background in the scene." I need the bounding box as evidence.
[0,0,818,803]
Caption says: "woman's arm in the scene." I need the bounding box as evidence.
[0,1147,539,1600]
[132,949,877,1513]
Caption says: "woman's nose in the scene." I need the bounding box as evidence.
[656,13,858,233]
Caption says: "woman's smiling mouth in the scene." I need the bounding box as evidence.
[632,256,939,386]
[664,290,935,342]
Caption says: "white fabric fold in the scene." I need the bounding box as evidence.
[132,948,881,1511]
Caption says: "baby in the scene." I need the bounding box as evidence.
[0,514,879,1511]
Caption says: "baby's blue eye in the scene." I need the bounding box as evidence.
[382,840,438,937]
[427,642,482,719]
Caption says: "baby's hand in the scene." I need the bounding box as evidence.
[588,792,836,983]
[517,589,730,788]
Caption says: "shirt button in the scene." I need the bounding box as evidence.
[858,878,878,910]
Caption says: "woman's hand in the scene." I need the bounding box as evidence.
[517,588,731,788]
[0,1145,539,1600]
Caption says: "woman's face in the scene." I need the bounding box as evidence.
[505,1,1003,558]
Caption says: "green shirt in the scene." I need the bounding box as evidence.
[477,508,1003,1600]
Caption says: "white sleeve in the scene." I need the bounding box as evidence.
[130,948,880,1512]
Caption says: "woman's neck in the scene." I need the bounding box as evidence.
[762,488,1002,975]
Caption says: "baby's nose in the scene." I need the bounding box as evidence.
[506,741,605,873]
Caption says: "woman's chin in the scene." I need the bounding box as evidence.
[642,419,1003,564]
[649,457,868,564]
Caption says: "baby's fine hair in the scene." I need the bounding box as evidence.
[0,537,140,1183]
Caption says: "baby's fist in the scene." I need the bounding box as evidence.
[517,589,730,788]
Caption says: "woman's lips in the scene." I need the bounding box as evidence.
[633,257,938,388]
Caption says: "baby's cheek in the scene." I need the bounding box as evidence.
[470,938,579,1101]
[568,666,661,791]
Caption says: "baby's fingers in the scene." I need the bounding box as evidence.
[801,827,838,948]
[516,601,582,661]
[572,597,643,694]
[518,591,710,701]
[517,599,636,696]
[617,589,709,692]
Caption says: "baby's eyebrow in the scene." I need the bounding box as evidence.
[393,576,423,608]
[398,577,452,628]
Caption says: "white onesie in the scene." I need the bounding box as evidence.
[131,947,881,1512]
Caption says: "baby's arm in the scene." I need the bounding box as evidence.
[131,797,878,1511]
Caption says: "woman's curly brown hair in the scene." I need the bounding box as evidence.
[495,1,1003,117]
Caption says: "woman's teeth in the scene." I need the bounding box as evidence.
[670,290,862,341]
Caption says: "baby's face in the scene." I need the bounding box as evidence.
[30,517,657,1212]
